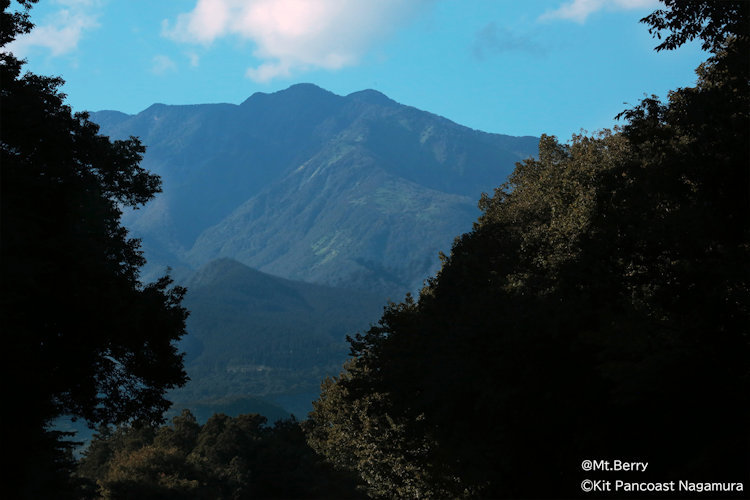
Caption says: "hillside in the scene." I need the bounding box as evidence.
[92,84,538,295]
[169,258,385,417]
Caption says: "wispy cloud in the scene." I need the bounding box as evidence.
[163,0,431,82]
[539,0,658,24]
[152,54,177,75]
[473,23,544,59]
[186,52,200,68]
[6,0,101,58]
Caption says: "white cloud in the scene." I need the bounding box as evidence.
[163,0,430,82]
[539,0,658,24]
[152,55,178,75]
[6,0,101,58]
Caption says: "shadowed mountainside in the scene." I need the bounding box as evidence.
[92,84,538,296]
[169,258,385,417]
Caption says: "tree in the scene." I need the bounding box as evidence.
[311,132,640,498]
[1,1,188,496]
[309,1,749,497]
[307,356,453,498]
[641,0,749,52]
[78,411,366,499]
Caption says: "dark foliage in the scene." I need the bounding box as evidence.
[1,1,188,496]
[641,0,749,52]
[308,1,750,497]
[77,410,365,499]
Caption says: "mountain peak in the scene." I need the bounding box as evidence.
[188,258,260,288]
[241,83,339,107]
[241,84,397,109]
[346,89,396,107]
[285,82,327,93]
[142,102,169,113]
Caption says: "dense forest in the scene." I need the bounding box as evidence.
[2,0,748,498]
[75,411,363,498]
[307,2,750,497]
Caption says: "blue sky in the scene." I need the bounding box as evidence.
[8,0,707,139]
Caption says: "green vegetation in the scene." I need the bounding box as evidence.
[91,81,537,296]
[77,410,364,499]
[308,1,749,497]
[170,258,384,417]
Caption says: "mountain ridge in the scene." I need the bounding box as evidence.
[91,83,539,295]
[171,257,385,416]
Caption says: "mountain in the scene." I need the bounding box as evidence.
[92,84,538,296]
[169,258,385,417]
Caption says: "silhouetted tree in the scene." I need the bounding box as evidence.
[641,0,748,52]
[308,1,749,497]
[1,1,188,496]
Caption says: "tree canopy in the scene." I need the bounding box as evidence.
[308,1,750,497]
[1,1,188,496]
[76,411,365,499]
[641,0,749,52]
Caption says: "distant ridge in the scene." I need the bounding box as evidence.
[92,83,538,295]
[171,258,385,417]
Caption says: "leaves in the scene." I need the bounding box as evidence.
[641,0,749,52]
[307,2,750,496]
[79,411,365,499]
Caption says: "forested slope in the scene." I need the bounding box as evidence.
[91,85,538,295]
